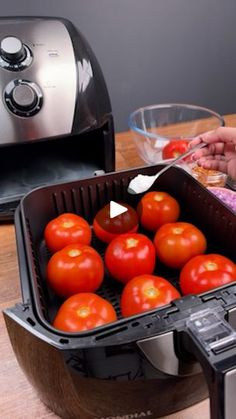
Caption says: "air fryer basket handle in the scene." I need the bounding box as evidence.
[182,309,236,419]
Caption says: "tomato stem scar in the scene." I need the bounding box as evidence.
[204,261,218,271]
[62,221,75,228]
[68,249,82,257]
[77,306,90,318]
[144,287,160,298]
[126,238,139,248]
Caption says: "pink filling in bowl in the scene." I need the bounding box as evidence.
[208,186,236,213]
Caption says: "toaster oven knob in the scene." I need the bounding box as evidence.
[0,36,26,63]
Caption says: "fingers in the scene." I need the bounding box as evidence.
[196,158,228,174]
[189,126,236,161]
[198,154,226,162]
[193,127,236,146]
[188,137,202,148]
[188,130,215,149]
[192,142,225,160]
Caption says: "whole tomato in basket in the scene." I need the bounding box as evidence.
[162,139,189,160]
[154,222,207,269]
[93,202,139,243]
[121,274,181,317]
[47,243,104,298]
[137,191,180,232]
[105,233,156,284]
[53,293,117,332]
[180,254,236,295]
[44,212,91,253]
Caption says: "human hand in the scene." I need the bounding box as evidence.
[189,127,236,180]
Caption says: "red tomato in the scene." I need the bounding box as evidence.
[44,213,91,253]
[47,243,104,298]
[93,202,139,243]
[180,254,236,295]
[154,222,207,269]
[137,191,180,232]
[53,293,117,332]
[121,274,181,317]
[105,233,156,284]
[162,139,190,160]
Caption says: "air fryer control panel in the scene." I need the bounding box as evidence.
[0,18,77,144]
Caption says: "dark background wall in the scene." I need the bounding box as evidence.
[2,0,236,132]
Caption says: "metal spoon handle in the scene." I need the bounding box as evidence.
[153,142,206,180]
[128,142,207,194]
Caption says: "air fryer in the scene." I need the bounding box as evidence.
[3,165,236,419]
[0,17,115,220]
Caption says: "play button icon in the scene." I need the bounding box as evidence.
[93,201,139,242]
[110,201,128,218]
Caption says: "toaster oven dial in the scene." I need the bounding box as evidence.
[4,80,43,117]
[0,36,33,71]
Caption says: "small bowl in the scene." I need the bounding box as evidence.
[129,103,224,165]
[191,165,227,188]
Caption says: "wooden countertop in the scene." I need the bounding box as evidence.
[1,114,236,419]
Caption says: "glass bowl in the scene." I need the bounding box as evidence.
[129,103,225,165]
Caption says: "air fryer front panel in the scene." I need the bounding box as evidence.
[0,18,77,144]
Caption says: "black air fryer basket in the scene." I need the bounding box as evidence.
[4,165,236,419]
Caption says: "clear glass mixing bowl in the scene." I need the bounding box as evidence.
[129,103,224,165]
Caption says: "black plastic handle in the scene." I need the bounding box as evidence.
[181,309,236,419]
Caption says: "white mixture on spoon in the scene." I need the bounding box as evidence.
[128,174,155,194]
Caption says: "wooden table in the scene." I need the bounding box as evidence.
[1,114,236,419]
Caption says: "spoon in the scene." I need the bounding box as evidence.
[128,142,206,194]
